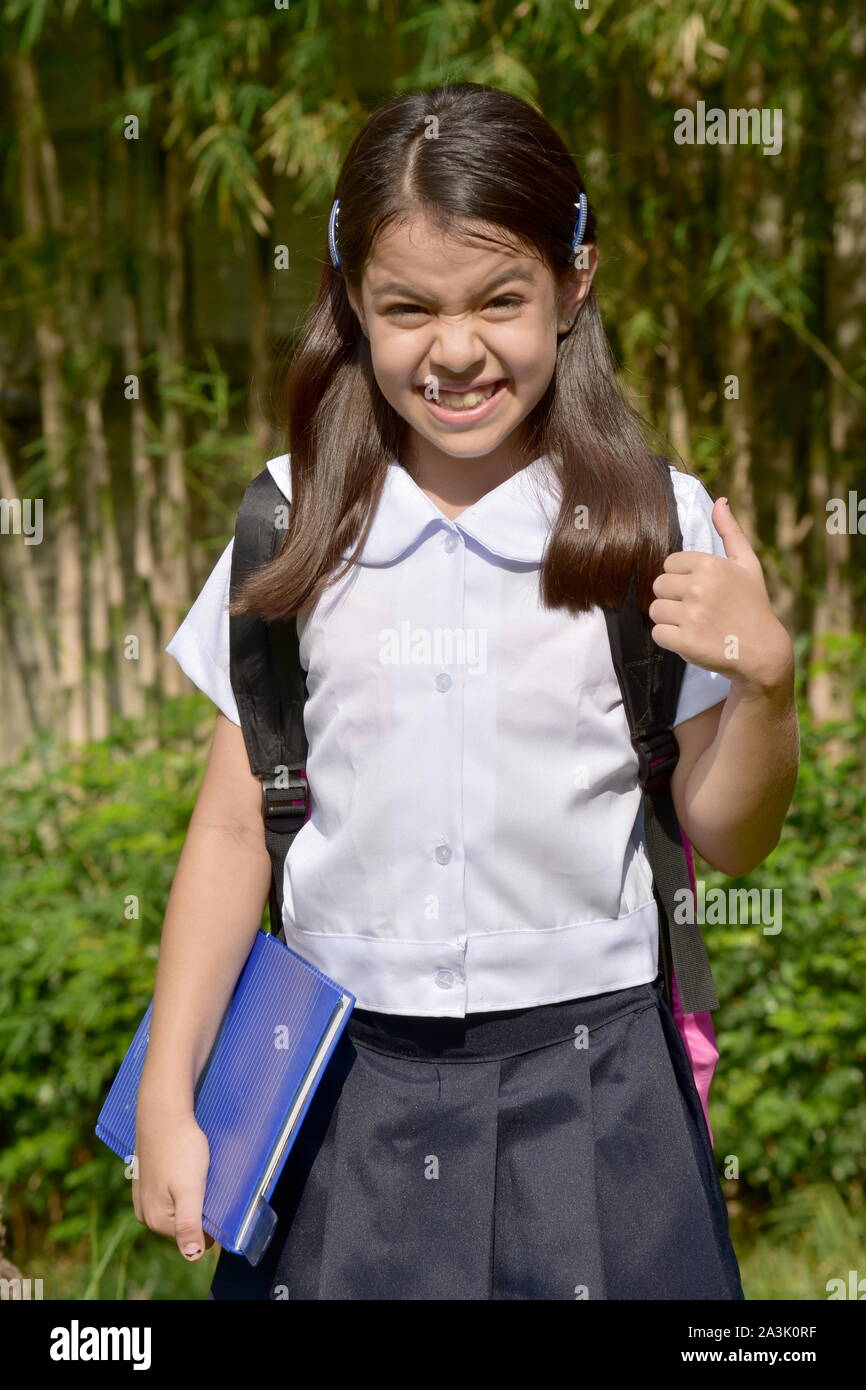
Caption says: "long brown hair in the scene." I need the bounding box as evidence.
[232,81,688,623]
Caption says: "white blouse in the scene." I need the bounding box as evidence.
[165,453,731,1016]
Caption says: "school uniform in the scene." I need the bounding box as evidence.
[165,453,745,1300]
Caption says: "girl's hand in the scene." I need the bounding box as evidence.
[648,496,794,696]
[132,1101,215,1262]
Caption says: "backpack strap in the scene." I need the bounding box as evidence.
[228,467,309,944]
[603,456,720,1015]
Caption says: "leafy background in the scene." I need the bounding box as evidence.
[0,0,864,1300]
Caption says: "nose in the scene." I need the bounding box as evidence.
[428,316,490,381]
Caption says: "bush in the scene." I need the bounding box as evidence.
[700,631,866,1206]
[0,696,224,1263]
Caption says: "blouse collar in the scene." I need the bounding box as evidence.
[265,452,561,567]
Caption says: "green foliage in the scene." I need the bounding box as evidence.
[735,1182,866,1301]
[0,697,216,1259]
[25,1209,218,1301]
[698,632,866,1205]
[2,0,863,1301]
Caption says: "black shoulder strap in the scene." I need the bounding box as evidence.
[228,467,308,944]
[603,456,719,1015]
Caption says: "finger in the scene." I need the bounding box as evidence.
[661,549,702,573]
[712,497,756,564]
[173,1190,209,1261]
[649,622,682,653]
[651,571,689,598]
[647,597,684,627]
[711,500,769,588]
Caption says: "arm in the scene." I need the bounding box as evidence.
[137,711,273,1116]
[653,495,800,879]
[670,642,799,877]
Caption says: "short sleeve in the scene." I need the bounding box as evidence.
[670,470,732,728]
[164,537,241,726]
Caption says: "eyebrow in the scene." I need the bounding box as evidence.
[370,266,537,300]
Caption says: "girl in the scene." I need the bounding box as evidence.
[136,81,799,1300]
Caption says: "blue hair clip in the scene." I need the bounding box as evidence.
[570,190,588,261]
[328,197,341,269]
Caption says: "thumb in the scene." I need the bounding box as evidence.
[174,1198,209,1261]
[712,496,761,575]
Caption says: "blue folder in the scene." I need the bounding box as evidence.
[95,930,355,1266]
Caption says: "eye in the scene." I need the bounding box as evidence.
[383,296,524,318]
[383,304,427,317]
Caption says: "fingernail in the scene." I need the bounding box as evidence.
[183,1244,202,1258]
[719,496,729,508]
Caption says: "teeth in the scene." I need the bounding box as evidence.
[437,383,498,409]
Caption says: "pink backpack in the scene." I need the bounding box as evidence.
[673,829,720,1145]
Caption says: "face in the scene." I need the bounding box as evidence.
[346,213,598,480]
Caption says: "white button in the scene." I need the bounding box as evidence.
[434,842,452,865]
[435,672,452,692]
[443,531,459,552]
[435,969,455,989]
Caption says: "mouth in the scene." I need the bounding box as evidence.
[416,378,508,423]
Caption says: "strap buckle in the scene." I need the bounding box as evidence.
[261,769,309,834]
[635,728,679,792]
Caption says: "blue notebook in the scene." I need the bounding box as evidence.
[95,930,355,1266]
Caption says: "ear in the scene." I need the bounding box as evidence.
[558,244,599,328]
[345,285,367,337]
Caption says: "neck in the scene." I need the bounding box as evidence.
[404,434,534,519]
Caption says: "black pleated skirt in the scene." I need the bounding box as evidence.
[207,970,744,1301]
